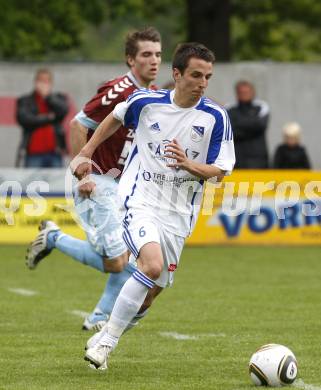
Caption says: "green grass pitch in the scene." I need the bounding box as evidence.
[0,245,321,390]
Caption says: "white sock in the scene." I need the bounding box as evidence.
[99,270,154,348]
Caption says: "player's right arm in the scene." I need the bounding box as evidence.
[72,112,122,179]
[70,118,96,198]
[81,112,121,156]
[71,79,125,179]
[72,90,142,179]
[77,88,145,161]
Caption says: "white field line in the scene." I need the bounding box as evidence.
[69,310,90,319]
[294,379,321,390]
[7,287,37,296]
[159,331,226,340]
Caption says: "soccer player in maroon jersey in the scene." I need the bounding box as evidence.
[26,27,162,331]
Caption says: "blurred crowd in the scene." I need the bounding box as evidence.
[226,80,311,170]
[14,68,311,170]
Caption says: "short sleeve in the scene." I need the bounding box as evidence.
[75,110,99,130]
[212,141,235,175]
[113,90,150,131]
[113,101,128,125]
[207,109,235,175]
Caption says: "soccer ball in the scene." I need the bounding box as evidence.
[249,344,298,387]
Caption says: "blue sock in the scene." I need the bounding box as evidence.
[47,231,105,272]
[94,262,136,314]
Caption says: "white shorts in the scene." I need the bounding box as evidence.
[122,207,185,288]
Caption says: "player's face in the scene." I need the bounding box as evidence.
[174,58,213,102]
[128,41,162,86]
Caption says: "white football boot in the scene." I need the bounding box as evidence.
[85,343,113,370]
[26,220,60,269]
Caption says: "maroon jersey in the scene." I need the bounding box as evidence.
[77,72,156,174]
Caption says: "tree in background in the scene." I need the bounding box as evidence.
[0,0,185,61]
[77,0,186,63]
[186,0,321,61]
[187,0,230,61]
[1,0,321,62]
[0,0,107,60]
[231,0,321,61]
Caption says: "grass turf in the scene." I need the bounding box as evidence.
[0,245,321,389]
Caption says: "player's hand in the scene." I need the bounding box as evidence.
[70,154,92,180]
[164,139,190,170]
[77,177,96,198]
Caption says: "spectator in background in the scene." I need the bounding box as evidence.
[273,122,311,169]
[16,68,68,167]
[227,80,269,169]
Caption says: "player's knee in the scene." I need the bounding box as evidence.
[144,263,162,280]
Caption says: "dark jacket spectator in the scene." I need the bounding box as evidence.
[227,80,269,169]
[16,68,68,167]
[273,122,311,169]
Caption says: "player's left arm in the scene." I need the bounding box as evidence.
[165,139,225,181]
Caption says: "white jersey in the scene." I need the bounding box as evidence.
[114,89,235,238]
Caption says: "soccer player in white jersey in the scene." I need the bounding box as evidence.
[74,42,235,370]
[26,28,162,331]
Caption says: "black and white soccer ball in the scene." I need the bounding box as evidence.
[249,344,298,387]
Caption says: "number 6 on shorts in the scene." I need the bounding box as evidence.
[139,226,146,237]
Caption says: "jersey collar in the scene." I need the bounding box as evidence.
[127,71,142,88]
[170,89,202,110]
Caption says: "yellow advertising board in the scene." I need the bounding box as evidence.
[187,170,321,246]
[0,170,320,245]
[0,197,85,244]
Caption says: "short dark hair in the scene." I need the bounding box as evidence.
[125,27,161,66]
[172,42,215,74]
